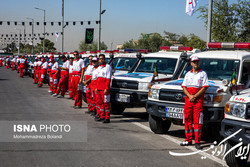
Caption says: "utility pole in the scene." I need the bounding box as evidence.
[35,7,46,53]
[62,0,64,53]
[207,0,213,48]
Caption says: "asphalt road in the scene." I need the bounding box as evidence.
[0,67,247,167]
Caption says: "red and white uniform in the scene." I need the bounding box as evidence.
[96,63,112,120]
[91,66,99,114]
[48,62,54,92]
[6,57,10,69]
[39,61,48,87]
[16,58,20,73]
[19,58,26,77]
[33,61,39,83]
[181,69,209,144]
[84,65,95,111]
[11,57,16,70]
[72,58,85,107]
[56,60,70,96]
[51,62,59,93]
[68,64,74,98]
[0,58,3,67]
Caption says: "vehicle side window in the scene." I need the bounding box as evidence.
[240,61,250,88]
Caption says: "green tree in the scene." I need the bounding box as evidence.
[121,39,137,49]
[35,39,56,53]
[197,0,249,42]
[79,41,108,51]
[163,31,180,41]
[186,34,206,50]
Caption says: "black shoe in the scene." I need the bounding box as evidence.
[180,141,192,146]
[195,143,202,150]
[85,110,92,114]
[67,97,72,99]
[103,119,110,123]
[74,106,82,109]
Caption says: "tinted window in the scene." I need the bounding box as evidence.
[135,58,178,74]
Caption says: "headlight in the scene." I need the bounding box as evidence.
[225,102,247,118]
[149,89,160,99]
[204,94,223,104]
[138,82,150,90]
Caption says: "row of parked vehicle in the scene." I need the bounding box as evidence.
[14,42,250,166]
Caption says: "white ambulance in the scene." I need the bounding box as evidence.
[220,89,250,167]
[110,49,152,76]
[111,46,199,114]
[147,42,250,137]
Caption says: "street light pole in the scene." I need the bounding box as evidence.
[99,0,102,50]
[62,0,64,53]
[26,17,34,55]
[35,7,46,53]
[98,0,106,50]
[207,0,213,48]
[14,28,21,55]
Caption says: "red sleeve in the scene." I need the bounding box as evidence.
[105,78,111,90]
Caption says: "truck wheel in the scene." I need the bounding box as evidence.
[225,141,249,167]
[111,102,125,115]
[149,114,171,134]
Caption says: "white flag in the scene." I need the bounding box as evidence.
[55,31,59,42]
[186,0,198,16]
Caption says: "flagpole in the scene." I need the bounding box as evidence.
[207,0,213,48]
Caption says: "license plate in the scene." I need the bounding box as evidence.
[165,107,184,119]
[115,94,130,103]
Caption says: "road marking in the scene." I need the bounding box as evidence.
[128,120,227,166]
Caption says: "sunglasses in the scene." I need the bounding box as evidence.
[73,54,78,55]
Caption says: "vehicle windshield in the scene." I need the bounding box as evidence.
[111,57,137,71]
[180,58,240,81]
[135,57,178,74]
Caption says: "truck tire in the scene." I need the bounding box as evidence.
[225,141,249,167]
[149,114,171,134]
[111,102,125,115]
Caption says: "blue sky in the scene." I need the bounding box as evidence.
[0,0,233,52]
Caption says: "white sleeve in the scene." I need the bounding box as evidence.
[80,60,85,69]
[66,61,70,69]
[202,72,209,87]
[182,73,188,87]
[106,65,112,79]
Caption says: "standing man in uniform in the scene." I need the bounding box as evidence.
[95,54,112,123]
[38,58,48,87]
[16,56,21,73]
[33,57,39,84]
[6,56,10,69]
[53,55,70,98]
[19,56,26,78]
[71,51,85,109]
[11,56,16,71]
[181,56,208,150]
[68,57,74,99]
[51,58,59,94]
[0,57,3,67]
[47,56,54,93]
[84,55,94,113]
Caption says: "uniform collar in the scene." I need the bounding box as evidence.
[100,63,106,67]
[93,65,99,69]
[190,68,201,73]
[74,58,80,61]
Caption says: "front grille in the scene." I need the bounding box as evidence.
[159,89,185,102]
[246,103,250,119]
[112,79,138,90]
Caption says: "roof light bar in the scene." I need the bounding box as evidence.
[208,42,250,49]
[160,46,193,51]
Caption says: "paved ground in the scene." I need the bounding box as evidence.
[0,67,249,167]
